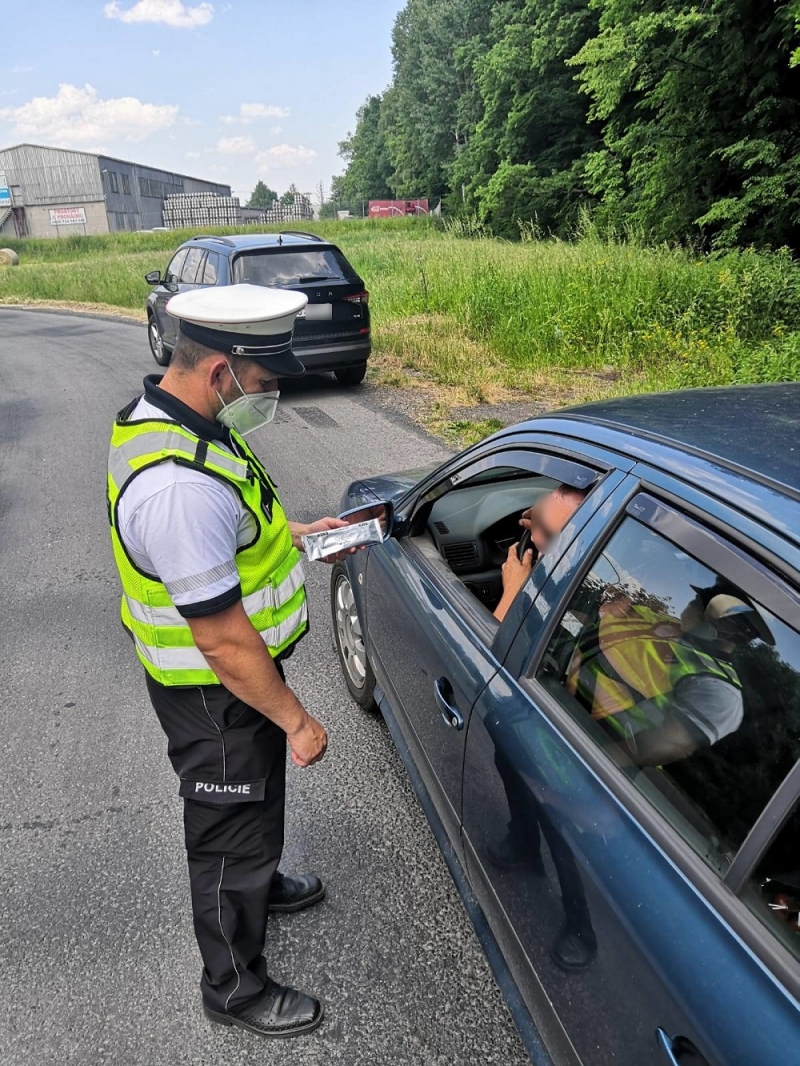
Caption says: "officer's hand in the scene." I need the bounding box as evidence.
[287,712,328,768]
[305,516,359,563]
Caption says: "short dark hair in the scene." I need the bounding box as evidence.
[171,333,216,371]
[171,333,251,378]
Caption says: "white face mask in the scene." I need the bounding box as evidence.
[215,362,280,436]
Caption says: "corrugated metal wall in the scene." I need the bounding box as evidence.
[98,155,231,230]
[0,144,233,235]
[0,145,103,205]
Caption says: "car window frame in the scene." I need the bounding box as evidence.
[165,247,188,283]
[181,247,207,285]
[511,482,800,993]
[393,440,618,657]
[203,250,220,285]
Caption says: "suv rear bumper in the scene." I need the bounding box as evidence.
[294,338,371,372]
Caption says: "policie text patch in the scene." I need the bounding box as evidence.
[179,778,266,804]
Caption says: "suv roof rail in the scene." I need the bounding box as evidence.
[279,230,324,242]
[190,235,236,247]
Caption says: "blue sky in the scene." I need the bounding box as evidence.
[0,0,403,202]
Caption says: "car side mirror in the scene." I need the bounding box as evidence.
[337,501,395,539]
[144,269,162,284]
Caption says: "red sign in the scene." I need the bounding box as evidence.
[368,199,429,217]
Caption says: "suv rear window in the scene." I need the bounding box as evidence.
[231,249,353,287]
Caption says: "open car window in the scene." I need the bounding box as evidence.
[409,448,601,617]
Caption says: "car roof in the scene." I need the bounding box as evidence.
[551,384,799,491]
[183,232,333,254]
[507,384,800,551]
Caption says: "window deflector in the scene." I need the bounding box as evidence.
[410,447,601,535]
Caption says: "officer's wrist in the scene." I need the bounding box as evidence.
[285,708,309,739]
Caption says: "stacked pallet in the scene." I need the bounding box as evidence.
[259,193,314,224]
[162,192,242,229]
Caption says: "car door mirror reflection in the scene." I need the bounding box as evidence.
[337,501,394,538]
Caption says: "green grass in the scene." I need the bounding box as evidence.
[1,218,798,404]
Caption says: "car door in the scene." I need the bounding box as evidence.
[462,478,800,1065]
[363,441,611,849]
[153,247,188,346]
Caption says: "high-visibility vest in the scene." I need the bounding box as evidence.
[567,604,741,735]
[107,408,307,686]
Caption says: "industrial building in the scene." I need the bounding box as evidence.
[0,143,231,239]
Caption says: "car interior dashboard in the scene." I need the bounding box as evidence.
[425,474,560,609]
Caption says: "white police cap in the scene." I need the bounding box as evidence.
[166,283,309,377]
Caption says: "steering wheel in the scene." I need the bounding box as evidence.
[517,527,533,562]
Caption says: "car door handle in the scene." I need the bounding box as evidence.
[434,677,464,730]
[656,1029,709,1066]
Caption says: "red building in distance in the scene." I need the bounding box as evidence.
[368,199,429,217]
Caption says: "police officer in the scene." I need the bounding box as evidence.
[107,284,349,1038]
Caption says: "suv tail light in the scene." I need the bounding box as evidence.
[343,291,370,305]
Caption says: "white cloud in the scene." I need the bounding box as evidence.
[270,125,283,135]
[186,150,201,158]
[152,49,161,56]
[216,135,255,155]
[0,83,179,146]
[256,144,316,172]
[104,1,214,28]
[221,102,290,125]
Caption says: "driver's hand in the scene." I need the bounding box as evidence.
[519,506,534,532]
[501,542,534,596]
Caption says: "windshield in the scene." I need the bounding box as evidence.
[232,249,352,287]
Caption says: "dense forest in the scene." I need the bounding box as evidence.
[330,0,800,247]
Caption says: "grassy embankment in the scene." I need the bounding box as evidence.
[2,218,798,443]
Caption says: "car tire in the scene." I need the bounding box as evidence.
[334,363,367,386]
[331,564,378,711]
[148,315,171,366]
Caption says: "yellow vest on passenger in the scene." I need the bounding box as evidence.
[107,411,307,686]
[567,604,740,728]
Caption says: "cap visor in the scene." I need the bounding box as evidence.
[250,350,306,378]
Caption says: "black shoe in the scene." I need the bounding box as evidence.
[486,835,546,876]
[551,927,597,972]
[268,872,326,913]
[204,981,323,1038]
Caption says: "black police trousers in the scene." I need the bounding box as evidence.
[145,671,286,1014]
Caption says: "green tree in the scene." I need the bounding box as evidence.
[383,0,494,198]
[336,95,394,204]
[572,0,800,247]
[451,0,601,236]
[280,183,301,206]
[246,180,278,208]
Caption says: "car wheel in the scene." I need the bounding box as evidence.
[334,363,367,386]
[331,564,377,711]
[148,315,171,366]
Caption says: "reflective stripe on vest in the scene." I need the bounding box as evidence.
[108,413,307,686]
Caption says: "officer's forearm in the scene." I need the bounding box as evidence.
[186,602,307,735]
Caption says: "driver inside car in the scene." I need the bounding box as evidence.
[493,485,588,622]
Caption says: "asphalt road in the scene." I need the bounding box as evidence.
[0,310,531,1066]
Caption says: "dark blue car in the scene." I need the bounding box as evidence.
[145,232,371,384]
[330,384,800,1066]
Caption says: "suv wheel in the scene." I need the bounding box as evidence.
[148,316,171,366]
[331,564,377,711]
[334,363,367,386]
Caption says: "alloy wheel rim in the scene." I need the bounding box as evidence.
[334,575,367,689]
[149,321,163,360]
